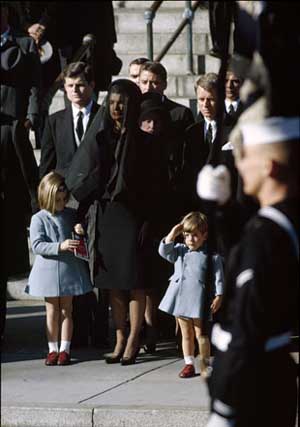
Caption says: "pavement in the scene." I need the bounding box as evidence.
[1,298,211,427]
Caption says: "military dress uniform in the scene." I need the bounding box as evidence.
[208,199,299,427]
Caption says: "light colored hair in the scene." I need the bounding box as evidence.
[181,211,208,234]
[38,171,69,214]
[194,72,218,94]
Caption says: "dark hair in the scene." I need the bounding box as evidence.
[129,57,149,68]
[105,79,142,128]
[139,61,168,82]
[62,61,94,84]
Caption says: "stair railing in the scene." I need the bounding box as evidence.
[144,0,203,74]
[144,0,164,61]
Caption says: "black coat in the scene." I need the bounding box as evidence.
[1,30,40,275]
[39,101,100,178]
[181,118,238,213]
[19,1,122,91]
[224,99,244,128]
[66,80,163,290]
[209,199,299,426]
[162,96,194,176]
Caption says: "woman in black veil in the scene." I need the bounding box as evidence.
[66,79,153,364]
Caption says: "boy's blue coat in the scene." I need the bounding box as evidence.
[158,240,224,318]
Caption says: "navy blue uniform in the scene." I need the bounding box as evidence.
[208,199,299,427]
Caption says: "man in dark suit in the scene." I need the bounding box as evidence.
[182,73,218,211]
[1,2,40,339]
[182,73,237,212]
[39,61,99,178]
[138,61,195,191]
[224,68,243,127]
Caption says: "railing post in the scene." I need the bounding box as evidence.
[184,0,194,74]
[145,8,155,61]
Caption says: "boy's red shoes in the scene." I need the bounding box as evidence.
[178,364,195,378]
[45,351,59,366]
[57,351,71,365]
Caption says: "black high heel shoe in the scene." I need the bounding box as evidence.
[143,325,157,354]
[120,346,140,366]
[105,348,125,364]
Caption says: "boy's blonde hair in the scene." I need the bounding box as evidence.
[181,211,208,234]
[38,171,69,214]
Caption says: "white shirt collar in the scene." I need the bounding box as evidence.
[71,100,93,118]
[225,99,239,112]
[204,118,217,129]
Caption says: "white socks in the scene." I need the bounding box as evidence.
[59,340,71,354]
[48,342,59,353]
[49,341,71,354]
[184,355,195,366]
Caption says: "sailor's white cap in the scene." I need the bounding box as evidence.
[240,116,300,146]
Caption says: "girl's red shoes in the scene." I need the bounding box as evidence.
[45,351,59,366]
[57,351,71,365]
[178,364,195,378]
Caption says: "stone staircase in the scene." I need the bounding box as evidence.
[113,0,220,109]
[49,0,220,116]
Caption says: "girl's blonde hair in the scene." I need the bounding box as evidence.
[38,171,69,214]
[181,211,208,234]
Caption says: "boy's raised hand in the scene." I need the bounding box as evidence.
[165,223,184,243]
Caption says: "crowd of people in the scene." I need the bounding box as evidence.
[1,2,299,427]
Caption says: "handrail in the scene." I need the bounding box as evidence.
[41,34,96,111]
[144,1,164,60]
[155,0,202,63]
[150,0,164,14]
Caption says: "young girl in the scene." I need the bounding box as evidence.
[26,171,93,366]
[158,212,224,379]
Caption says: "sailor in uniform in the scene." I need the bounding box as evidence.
[197,116,299,427]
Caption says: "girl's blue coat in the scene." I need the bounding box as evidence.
[158,240,224,319]
[26,208,93,297]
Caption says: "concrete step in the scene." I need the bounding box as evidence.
[117,52,219,77]
[114,0,199,9]
[115,32,209,56]
[114,8,209,34]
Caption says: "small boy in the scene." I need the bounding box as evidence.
[158,212,224,378]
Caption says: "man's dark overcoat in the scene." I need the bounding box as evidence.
[1,29,40,276]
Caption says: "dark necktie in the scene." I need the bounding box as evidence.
[206,123,213,145]
[76,111,84,141]
[228,104,235,116]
